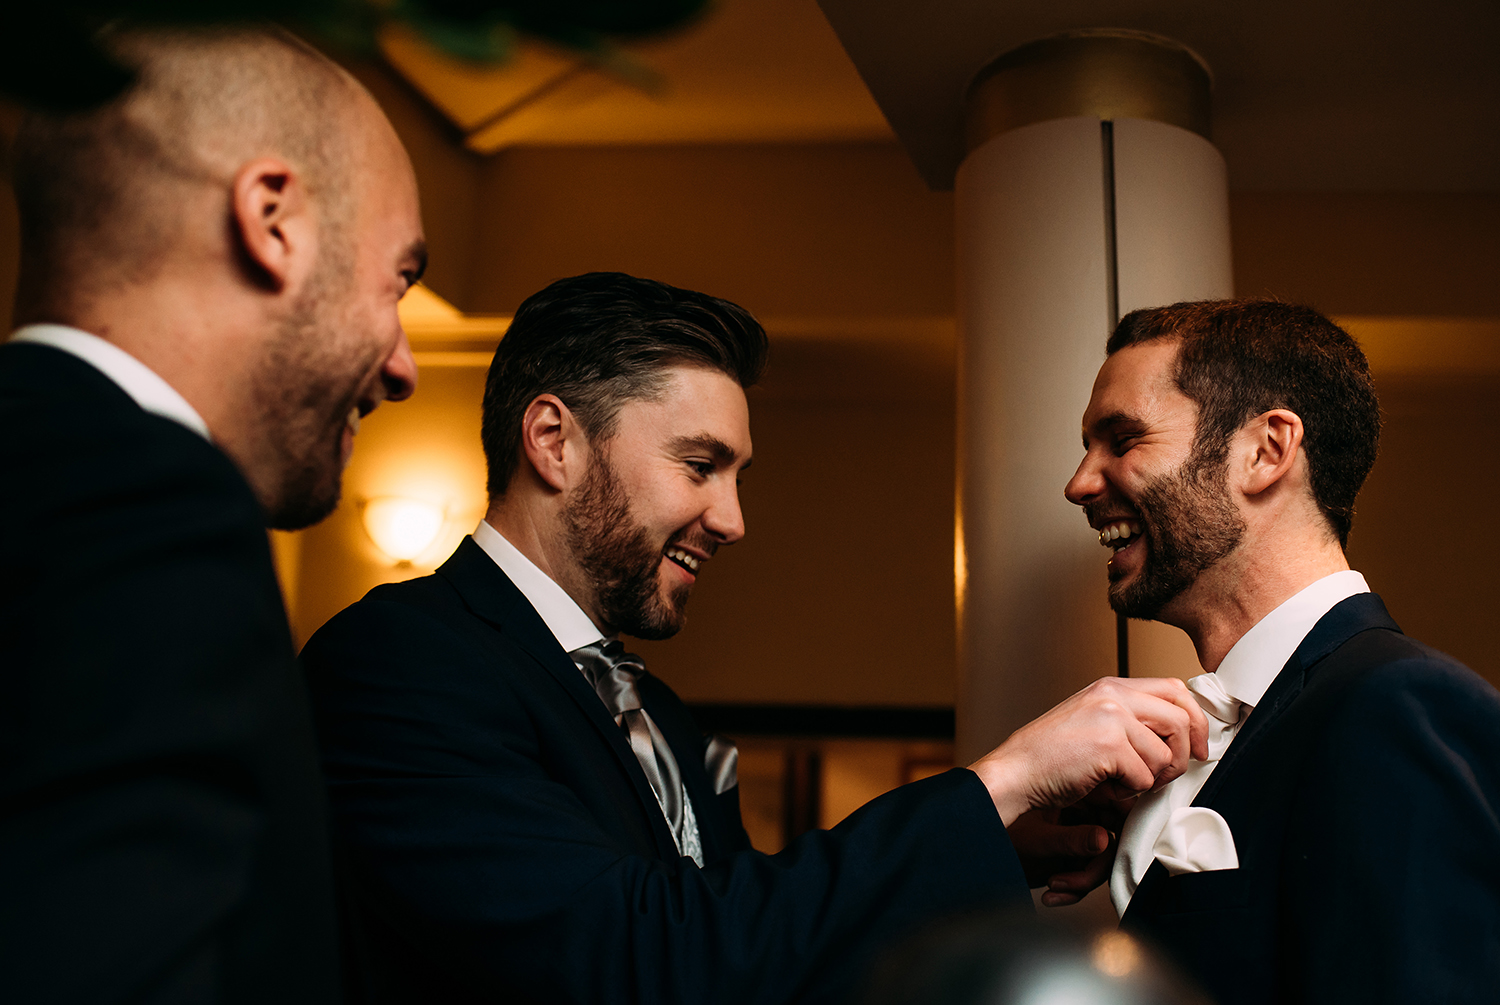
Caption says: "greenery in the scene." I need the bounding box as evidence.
[2,0,712,111]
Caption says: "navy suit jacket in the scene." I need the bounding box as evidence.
[302,537,1028,1005]
[1122,593,1500,1003]
[0,344,339,1002]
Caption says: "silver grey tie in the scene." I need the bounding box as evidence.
[570,640,702,865]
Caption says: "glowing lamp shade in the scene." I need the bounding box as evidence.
[362,496,445,564]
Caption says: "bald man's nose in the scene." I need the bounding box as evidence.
[383,331,417,403]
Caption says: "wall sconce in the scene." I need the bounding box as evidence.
[362,496,446,565]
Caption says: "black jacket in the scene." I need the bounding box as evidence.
[302,536,1028,1005]
[0,344,340,1004]
[1123,593,1500,1004]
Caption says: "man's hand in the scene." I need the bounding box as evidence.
[968,676,1208,826]
[1009,792,1134,905]
[1008,807,1110,888]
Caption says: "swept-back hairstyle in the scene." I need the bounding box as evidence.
[481,272,769,497]
[1108,298,1380,547]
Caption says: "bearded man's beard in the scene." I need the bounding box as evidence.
[1108,449,1246,619]
[562,449,692,640]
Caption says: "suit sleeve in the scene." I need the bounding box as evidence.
[304,597,1028,1005]
[0,413,335,1004]
[1284,655,1500,1003]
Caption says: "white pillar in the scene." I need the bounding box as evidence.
[956,32,1232,760]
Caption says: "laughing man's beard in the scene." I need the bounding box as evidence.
[562,450,691,640]
[1109,451,1245,620]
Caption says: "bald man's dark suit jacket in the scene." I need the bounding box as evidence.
[301,537,1028,1005]
[0,344,339,1003]
[1122,593,1500,1004]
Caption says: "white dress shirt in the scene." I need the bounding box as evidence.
[1110,569,1372,915]
[472,518,604,653]
[8,324,210,440]
[470,519,705,864]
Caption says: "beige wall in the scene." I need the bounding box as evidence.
[1347,376,1499,683]
[1233,193,1500,316]
[467,143,954,319]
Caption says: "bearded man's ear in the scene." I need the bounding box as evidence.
[1239,408,1304,497]
[519,395,583,493]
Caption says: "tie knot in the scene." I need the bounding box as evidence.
[570,641,647,717]
[1186,672,1246,725]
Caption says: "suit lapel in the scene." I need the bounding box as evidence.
[1193,593,1402,809]
[1128,593,1404,918]
[435,537,683,861]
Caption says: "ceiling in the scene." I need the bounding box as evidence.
[379,0,892,152]
[380,0,1498,194]
[816,0,1500,192]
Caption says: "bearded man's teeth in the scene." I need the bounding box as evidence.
[1097,520,1144,546]
[346,407,361,435]
[665,547,700,571]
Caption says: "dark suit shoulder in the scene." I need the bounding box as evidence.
[302,572,562,790]
[2,345,261,564]
[1271,629,1500,1003]
[305,570,527,694]
[1302,627,1500,747]
[0,345,337,1003]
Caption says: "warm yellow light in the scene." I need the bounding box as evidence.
[1090,930,1142,978]
[953,504,967,621]
[362,496,446,564]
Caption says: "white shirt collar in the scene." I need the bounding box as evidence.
[471,519,604,654]
[1214,569,1370,709]
[8,324,211,441]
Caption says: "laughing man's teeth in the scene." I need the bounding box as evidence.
[1097,520,1144,546]
[666,547,700,571]
[346,407,361,435]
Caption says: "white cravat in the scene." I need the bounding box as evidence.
[1109,570,1372,916]
[1110,672,1248,914]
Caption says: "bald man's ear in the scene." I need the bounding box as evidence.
[231,157,314,292]
[520,394,585,493]
[1237,409,1305,497]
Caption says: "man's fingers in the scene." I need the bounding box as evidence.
[1050,822,1110,859]
[1042,845,1116,908]
[1140,695,1191,781]
[1116,716,1172,794]
[970,676,1209,823]
[1010,814,1110,858]
[1112,677,1210,762]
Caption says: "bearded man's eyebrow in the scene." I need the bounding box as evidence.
[668,434,744,466]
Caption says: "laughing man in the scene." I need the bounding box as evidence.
[1064,298,1500,1005]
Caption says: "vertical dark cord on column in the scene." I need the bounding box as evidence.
[1103,119,1130,677]
[1102,120,1119,326]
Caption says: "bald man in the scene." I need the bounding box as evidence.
[0,26,424,1003]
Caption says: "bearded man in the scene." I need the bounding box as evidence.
[1064,299,1500,1005]
[301,271,1212,1005]
[1,26,424,1002]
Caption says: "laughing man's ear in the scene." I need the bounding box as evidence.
[1238,408,1304,497]
[520,394,585,493]
[230,157,313,292]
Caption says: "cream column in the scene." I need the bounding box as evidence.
[956,31,1232,760]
